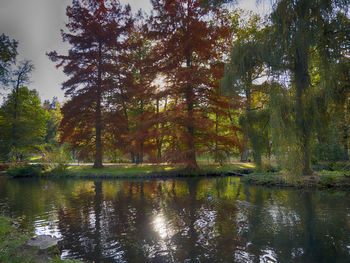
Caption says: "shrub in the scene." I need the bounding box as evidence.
[41,148,70,176]
[6,164,43,177]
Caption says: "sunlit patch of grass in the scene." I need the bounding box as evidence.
[200,162,256,172]
[28,156,42,162]
[66,165,183,177]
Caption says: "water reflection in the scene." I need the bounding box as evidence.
[1,176,350,262]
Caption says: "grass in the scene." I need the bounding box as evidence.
[0,216,30,263]
[64,165,181,177]
[0,216,81,263]
[44,162,256,178]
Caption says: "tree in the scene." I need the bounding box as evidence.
[264,0,349,175]
[8,60,35,150]
[0,87,47,159]
[221,10,269,166]
[148,0,232,169]
[105,22,158,164]
[48,0,133,168]
[43,97,61,150]
[0,34,17,86]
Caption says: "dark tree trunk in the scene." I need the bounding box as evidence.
[130,151,135,163]
[215,113,219,163]
[11,74,21,150]
[342,102,349,160]
[241,87,251,162]
[294,45,312,176]
[139,142,143,164]
[93,42,103,168]
[156,98,162,162]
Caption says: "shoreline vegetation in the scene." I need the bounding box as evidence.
[1,161,350,189]
[0,216,80,263]
[1,162,255,179]
[242,170,350,189]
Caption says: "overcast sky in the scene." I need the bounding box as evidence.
[0,0,271,102]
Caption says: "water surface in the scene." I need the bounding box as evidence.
[1,176,350,262]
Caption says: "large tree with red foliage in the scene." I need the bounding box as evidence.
[105,24,158,164]
[148,0,232,169]
[48,0,132,168]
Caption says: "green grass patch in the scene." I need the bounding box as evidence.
[200,163,256,172]
[28,156,42,162]
[56,165,183,178]
[0,216,30,263]
[2,162,256,178]
[318,170,350,187]
[43,162,256,178]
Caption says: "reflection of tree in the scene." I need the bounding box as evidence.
[93,181,103,261]
[5,177,348,262]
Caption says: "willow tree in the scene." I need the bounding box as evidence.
[221,11,269,166]
[263,0,350,175]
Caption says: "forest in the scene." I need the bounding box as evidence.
[0,0,349,177]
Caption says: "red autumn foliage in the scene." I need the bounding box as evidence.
[147,0,236,169]
[48,0,133,167]
[50,0,241,167]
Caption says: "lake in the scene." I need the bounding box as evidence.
[1,176,350,262]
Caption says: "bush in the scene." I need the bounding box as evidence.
[262,163,278,173]
[6,164,44,177]
[328,162,350,171]
[41,148,70,176]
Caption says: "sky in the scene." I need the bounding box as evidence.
[0,0,271,102]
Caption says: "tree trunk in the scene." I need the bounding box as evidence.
[240,135,248,162]
[93,42,103,168]
[294,45,312,176]
[156,98,162,162]
[215,113,219,163]
[11,75,21,150]
[342,101,349,160]
[241,87,251,162]
[130,151,135,163]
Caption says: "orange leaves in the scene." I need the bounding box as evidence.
[51,0,241,164]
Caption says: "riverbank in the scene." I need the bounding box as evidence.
[2,162,255,179]
[4,162,350,189]
[0,216,79,263]
[242,170,350,189]
[46,163,256,179]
